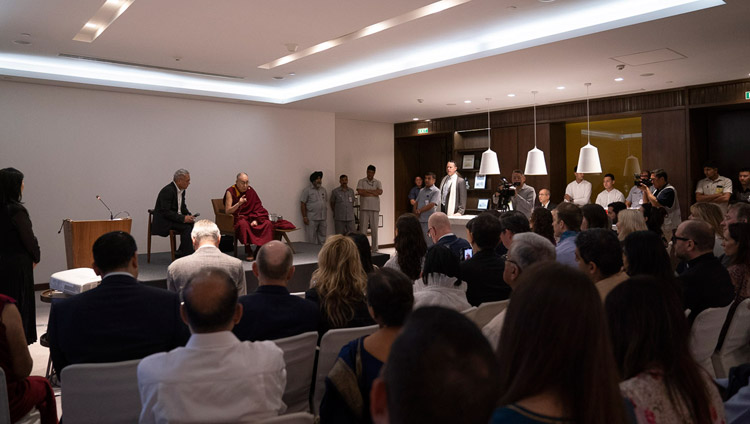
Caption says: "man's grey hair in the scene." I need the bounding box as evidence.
[173,168,190,181]
[191,220,220,243]
[508,232,556,269]
[236,172,248,180]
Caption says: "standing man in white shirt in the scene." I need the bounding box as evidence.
[696,161,733,215]
[357,165,383,251]
[595,173,625,209]
[138,268,286,424]
[439,161,467,216]
[564,166,592,206]
[415,172,441,247]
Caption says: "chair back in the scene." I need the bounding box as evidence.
[211,199,235,235]
[712,298,750,377]
[259,412,314,424]
[61,359,142,424]
[0,368,10,424]
[312,325,378,414]
[689,304,732,377]
[290,292,306,299]
[472,300,509,328]
[272,332,319,413]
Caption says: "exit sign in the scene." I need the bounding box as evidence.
[417,128,429,134]
[746,91,750,100]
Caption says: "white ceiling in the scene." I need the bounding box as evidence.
[1,0,748,123]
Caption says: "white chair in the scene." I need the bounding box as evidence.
[61,359,142,424]
[689,304,732,377]
[472,300,509,328]
[712,299,750,378]
[259,412,315,424]
[290,292,306,299]
[312,325,379,415]
[272,331,319,413]
[461,306,478,322]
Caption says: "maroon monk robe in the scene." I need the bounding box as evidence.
[226,185,274,247]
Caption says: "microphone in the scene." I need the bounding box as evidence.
[96,195,114,220]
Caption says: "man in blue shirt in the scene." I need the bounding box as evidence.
[552,202,583,268]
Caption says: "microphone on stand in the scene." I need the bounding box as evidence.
[96,195,114,220]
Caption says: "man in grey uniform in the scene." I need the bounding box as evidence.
[331,174,356,235]
[300,171,327,244]
[357,165,383,251]
[415,172,441,247]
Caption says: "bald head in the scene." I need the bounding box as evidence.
[254,241,294,284]
[182,268,240,333]
[428,212,452,241]
[678,220,715,252]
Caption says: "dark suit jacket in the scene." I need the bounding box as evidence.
[233,285,319,342]
[678,253,734,325]
[460,249,511,306]
[152,182,190,236]
[535,201,557,210]
[436,234,471,259]
[47,274,189,377]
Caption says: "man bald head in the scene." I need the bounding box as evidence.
[181,268,241,333]
[428,212,452,243]
[253,241,295,285]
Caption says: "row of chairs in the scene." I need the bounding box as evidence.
[691,298,750,378]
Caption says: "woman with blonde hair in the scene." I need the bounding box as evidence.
[305,235,375,336]
[690,202,725,257]
[616,209,647,241]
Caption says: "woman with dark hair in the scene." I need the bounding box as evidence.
[413,245,470,311]
[622,231,675,282]
[383,214,427,280]
[347,231,375,274]
[723,222,750,300]
[0,167,39,344]
[492,262,628,424]
[530,207,555,246]
[606,276,724,423]
[639,203,666,240]
[581,204,609,230]
[319,268,414,423]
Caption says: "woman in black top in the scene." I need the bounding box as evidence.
[0,168,40,344]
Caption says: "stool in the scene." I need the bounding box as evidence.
[147,209,177,263]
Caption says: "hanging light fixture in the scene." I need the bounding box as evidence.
[622,136,641,178]
[478,97,501,175]
[576,83,602,173]
[524,91,548,175]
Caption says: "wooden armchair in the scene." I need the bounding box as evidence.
[211,198,238,257]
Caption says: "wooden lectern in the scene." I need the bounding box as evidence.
[63,218,132,269]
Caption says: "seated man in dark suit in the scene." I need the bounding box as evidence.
[233,241,318,341]
[427,212,470,259]
[152,168,196,257]
[460,213,511,306]
[47,231,189,377]
[535,188,557,210]
[675,220,734,325]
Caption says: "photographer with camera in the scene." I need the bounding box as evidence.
[638,168,681,239]
[626,170,654,209]
[492,170,536,218]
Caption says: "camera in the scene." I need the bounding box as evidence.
[634,174,652,187]
[494,178,516,211]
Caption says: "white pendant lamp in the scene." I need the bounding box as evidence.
[524,91,548,175]
[576,83,602,173]
[623,138,641,177]
[478,98,501,175]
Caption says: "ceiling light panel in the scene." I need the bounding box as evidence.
[74,0,135,43]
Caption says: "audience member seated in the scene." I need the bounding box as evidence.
[608,201,627,225]
[383,214,427,281]
[370,307,500,424]
[616,209,647,242]
[552,202,582,268]
[575,228,627,301]
[499,210,531,251]
[320,268,413,423]
[581,204,610,230]
[48,231,189,377]
[530,207,556,246]
[347,232,375,273]
[690,202,727,257]
[721,203,750,267]
[167,219,246,295]
[605,276,725,423]
[482,233,556,350]
[639,203,667,241]
[427,212,471,259]
[724,223,750,301]
[0,295,57,423]
[233,241,318,341]
[491,263,629,424]
[622,231,675,282]
[461,213,511,306]
[675,220,734,325]
[413,245,470,311]
[138,268,286,423]
[306,235,375,336]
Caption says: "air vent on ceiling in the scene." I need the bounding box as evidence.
[611,48,687,66]
[58,54,245,80]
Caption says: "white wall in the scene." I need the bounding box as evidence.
[0,80,340,283]
[334,118,395,248]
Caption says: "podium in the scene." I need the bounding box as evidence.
[63,218,132,269]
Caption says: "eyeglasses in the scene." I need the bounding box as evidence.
[505,257,520,271]
[672,235,691,243]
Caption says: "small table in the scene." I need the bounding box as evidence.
[274,228,300,253]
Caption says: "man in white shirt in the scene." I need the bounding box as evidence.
[564,166,592,206]
[138,268,286,424]
[696,161,733,215]
[595,173,625,209]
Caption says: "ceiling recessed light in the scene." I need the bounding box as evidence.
[20,33,31,37]
[556,86,565,90]
[425,119,431,122]
[446,103,456,106]
[413,118,419,121]
[464,100,472,103]
[539,0,556,2]
[12,40,31,45]
[507,93,516,97]
[640,73,654,77]
[614,77,624,82]
[288,72,296,76]
[272,76,285,80]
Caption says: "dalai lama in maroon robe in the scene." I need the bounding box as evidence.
[224,172,274,260]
